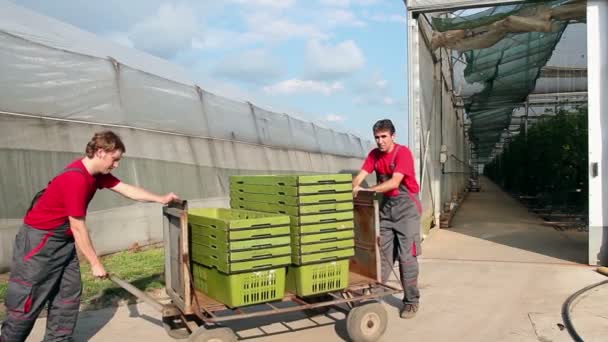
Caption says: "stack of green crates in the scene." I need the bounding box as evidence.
[229,174,355,297]
[188,208,291,307]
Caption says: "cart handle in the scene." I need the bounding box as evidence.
[109,274,164,313]
[167,200,187,210]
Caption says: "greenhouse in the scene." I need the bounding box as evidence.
[405,0,606,266]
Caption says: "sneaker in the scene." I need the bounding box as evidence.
[400,303,419,319]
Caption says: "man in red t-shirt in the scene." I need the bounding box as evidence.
[352,119,422,319]
[1,131,179,342]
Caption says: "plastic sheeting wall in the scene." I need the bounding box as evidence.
[0,2,373,271]
[409,13,470,237]
[419,39,442,234]
[0,115,368,272]
[0,31,369,158]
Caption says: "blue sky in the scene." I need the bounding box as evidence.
[14,0,409,141]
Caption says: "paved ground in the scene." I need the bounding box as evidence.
[22,177,608,341]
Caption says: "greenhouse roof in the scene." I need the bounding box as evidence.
[425,0,586,160]
[406,0,528,13]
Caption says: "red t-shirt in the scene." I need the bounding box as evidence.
[361,144,420,197]
[24,159,120,229]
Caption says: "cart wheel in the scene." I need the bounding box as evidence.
[188,327,237,342]
[162,316,190,340]
[346,302,387,342]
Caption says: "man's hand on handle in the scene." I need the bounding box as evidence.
[160,192,180,204]
[353,185,365,198]
[352,170,369,199]
[91,262,108,279]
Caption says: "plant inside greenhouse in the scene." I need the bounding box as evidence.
[484,106,588,214]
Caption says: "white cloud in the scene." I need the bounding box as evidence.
[245,13,328,42]
[352,72,400,106]
[320,0,351,6]
[105,32,134,48]
[264,79,344,95]
[192,28,247,50]
[383,97,395,105]
[305,40,365,80]
[356,0,382,5]
[352,72,389,94]
[196,76,255,103]
[367,13,407,23]
[319,0,382,6]
[120,3,203,59]
[191,15,327,51]
[325,10,366,27]
[324,114,347,122]
[376,79,389,89]
[354,96,399,106]
[230,0,296,9]
[213,49,284,83]
[14,0,167,33]
[97,3,329,58]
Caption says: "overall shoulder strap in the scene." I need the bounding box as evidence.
[390,145,401,171]
[26,167,87,214]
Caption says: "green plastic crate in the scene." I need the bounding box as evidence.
[230,199,354,216]
[230,174,352,186]
[192,244,292,262]
[291,247,355,265]
[192,252,291,274]
[191,234,291,251]
[193,263,286,307]
[290,211,354,226]
[190,223,290,241]
[291,220,354,235]
[291,229,354,245]
[292,238,355,254]
[230,192,353,206]
[188,208,290,230]
[286,259,350,296]
[230,183,352,196]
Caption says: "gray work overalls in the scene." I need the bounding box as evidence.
[1,222,81,342]
[376,145,422,304]
[2,173,83,342]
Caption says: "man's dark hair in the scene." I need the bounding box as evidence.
[373,119,395,135]
[85,130,126,158]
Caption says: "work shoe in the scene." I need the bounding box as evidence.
[400,303,419,319]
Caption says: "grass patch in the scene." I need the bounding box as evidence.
[0,247,165,321]
[0,282,6,305]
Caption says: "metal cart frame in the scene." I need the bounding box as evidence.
[111,190,401,342]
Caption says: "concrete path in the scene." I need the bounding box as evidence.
[23,177,608,341]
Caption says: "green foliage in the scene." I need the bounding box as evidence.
[484,106,588,211]
[1,247,165,320]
